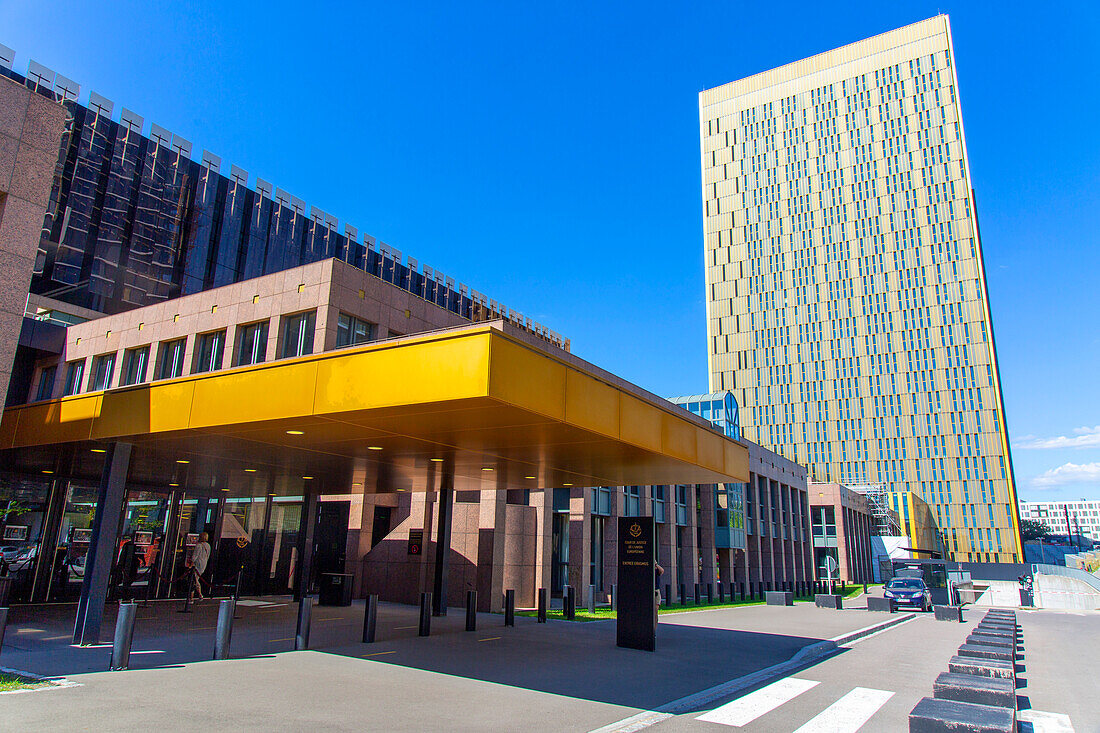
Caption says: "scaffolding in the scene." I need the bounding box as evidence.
[849,484,902,536]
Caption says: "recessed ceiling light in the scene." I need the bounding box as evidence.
[268,492,276,497]
[244,468,257,473]
[286,430,305,435]
[352,482,362,487]
[302,476,314,480]
[42,469,54,474]
[90,448,106,453]
[430,458,444,462]
[176,459,190,464]
[220,488,229,492]
[482,467,494,472]
[169,482,179,487]
[367,446,383,451]
[563,483,573,486]
[396,488,407,492]
[524,476,536,480]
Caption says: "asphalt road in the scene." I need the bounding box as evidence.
[1,601,1094,732]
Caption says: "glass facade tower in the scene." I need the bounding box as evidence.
[699,16,1021,561]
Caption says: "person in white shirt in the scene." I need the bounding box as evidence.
[188,532,211,601]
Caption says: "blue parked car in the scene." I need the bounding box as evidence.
[883,577,932,611]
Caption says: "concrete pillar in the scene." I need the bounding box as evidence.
[698,484,717,585]
[73,442,132,646]
[534,489,553,601]
[431,467,454,616]
[567,488,591,594]
[478,488,508,613]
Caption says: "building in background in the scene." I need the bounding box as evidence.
[698,15,1021,562]
[808,482,874,583]
[1019,500,1100,544]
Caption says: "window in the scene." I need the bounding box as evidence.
[592,487,612,516]
[675,485,690,526]
[35,365,57,401]
[120,346,149,386]
[194,330,226,374]
[63,360,85,396]
[336,313,374,347]
[653,485,667,523]
[158,338,187,380]
[624,486,641,517]
[236,322,268,366]
[281,310,316,358]
[89,353,116,391]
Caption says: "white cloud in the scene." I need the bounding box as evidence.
[1032,462,1100,488]
[1015,425,1100,450]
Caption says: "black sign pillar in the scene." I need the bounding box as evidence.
[616,516,656,651]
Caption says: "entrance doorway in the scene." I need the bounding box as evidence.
[311,500,350,592]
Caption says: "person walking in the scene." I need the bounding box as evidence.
[187,532,211,602]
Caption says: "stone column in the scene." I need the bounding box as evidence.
[479,488,508,612]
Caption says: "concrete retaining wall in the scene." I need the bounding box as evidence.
[1033,573,1100,610]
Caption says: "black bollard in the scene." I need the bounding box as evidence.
[504,589,515,627]
[418,592,432,636]
[295,595,314,650]
[537,588,548,623]
[362,594,378,643]
[664,584,671,606]
[563,585,575,621]
[679,583,686,606]
[707,583,713,604]
[0,606,6,655]
[466,590,477,631]
[863,582,868,595]
[109,602,137,671]
[213,599,235,660]
[693,583,701,605]
[739,582,745,600]
[718,583,725,603]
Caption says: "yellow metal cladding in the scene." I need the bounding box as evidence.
[0,325,748,488]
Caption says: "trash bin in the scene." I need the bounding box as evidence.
[318,573,354,606]
[0,575,11,607]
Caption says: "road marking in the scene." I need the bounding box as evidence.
[361,650,396,657]
[792,687,894,732]
[130,650,166,655]
[395,625,417,630]
[697,678,819,727]
[269,637,294,643]
[478,636,501,642]
[315,617,345,622]
[41,635,69,641]
[1018,709,1075,733]
[589,614,914,733]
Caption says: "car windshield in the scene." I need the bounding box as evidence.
[888,579,924,589]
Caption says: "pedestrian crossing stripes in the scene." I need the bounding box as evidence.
[696,678,819,727]
[695,680,894,731]
[791,687,894,732]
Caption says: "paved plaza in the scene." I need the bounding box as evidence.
[1,597,1095,731]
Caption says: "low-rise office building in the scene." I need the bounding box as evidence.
[1019,500,1100,543]
[809,482,874,583]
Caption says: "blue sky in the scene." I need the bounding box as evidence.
[2,1,1097,502]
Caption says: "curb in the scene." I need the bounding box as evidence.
[0,664,82,695]
[589,612,916,733]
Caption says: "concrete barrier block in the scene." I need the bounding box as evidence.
[765,591,793,606]
[814,594,842,609]
[948,656,1015,681]
[867,596,896,613]
[908,696,1015,733]
[974,625,1015,638]
[933,605,963,622]
[958,643,1013,662]
[967,633,1014,650]
[933,672,1016,709]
